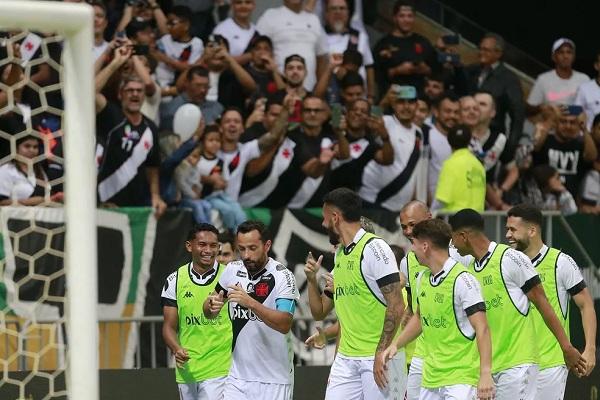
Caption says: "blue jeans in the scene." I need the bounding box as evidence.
[205,192,246,230]
[180,198,212,224]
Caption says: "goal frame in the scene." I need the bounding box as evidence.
[0,2,97,399]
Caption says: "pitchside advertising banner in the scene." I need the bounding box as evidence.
[1,207,599,370]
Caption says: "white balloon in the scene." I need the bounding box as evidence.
[173,103,202,142]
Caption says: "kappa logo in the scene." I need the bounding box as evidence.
[183,291,193,298]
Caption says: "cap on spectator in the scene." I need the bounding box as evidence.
[284,54,306,67]
[394,85,417,100]
[125,18,151,39]
[551,38,575,54]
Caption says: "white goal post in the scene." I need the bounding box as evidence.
[0,1,97,400]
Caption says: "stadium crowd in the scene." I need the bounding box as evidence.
[1,0,600,223]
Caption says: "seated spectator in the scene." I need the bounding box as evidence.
[323,0,375,99]
[532,107,597,197]
[0,135,55,206]
[580,114,600,214]
[95,58,167,216]
[244,36,285,107]
[470,92,518,210]
[183,35,257,111]
[213,0,257,64]
[359,86,424,211]
[256,0,329,91]
[330,98,394,191]
[465,33,525,148]
[217,229,238,264]
[175,145,212,224]
[160,66,224,130]
[428,94,459,200]
[152,6,203,91]
[373,0,437,96]
[314,49,363,105]
[527,38,589,118]
[197,125,246,230]
[434,125,486,212]
[92,1,110,62]
[532,164,578,215]
[574,51,600,131]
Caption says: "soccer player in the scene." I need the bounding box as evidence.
[161,223,232,400]
[448,209,587,400]
[506,204,596,399]
[321,188,406,399]
[383,218,495,400]
[203,220,299,400]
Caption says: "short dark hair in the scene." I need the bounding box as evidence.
[389,244,405,264]
[592,113,600,128]
[322,188,362,222]
[412,219,452,250]
[187,66,209,80]
[302,95,324,109]
[250,35,273,50]
[201,124,220,141]
[447,125,472,149]
[212,34,230,51]
[507,204,543,228]
[170,5,192,23]
[425,72,445,84]
[125,19,150,39]
[340,71,364,90]
[218,229,236,246]
[265,91,286,111]
[393,0,415,15]
[342,49,363,67]
[432,92,459,109]
[187,223,219,241]
[448,209,485,232]
[90,0,107,15]
[220,107,244,122]
[532,164,557,189]
[237,220,271,242]
[285,54,306,67]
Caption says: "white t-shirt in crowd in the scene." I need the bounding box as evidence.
[213,17,257,57]
[256,6,329,90]
[574,79,600,130]
[0,162,42,201]
[93,40,109,62]
[155,34,204,88]
[428,125,451,199]
[141,78,162,125]
[218,140,261,201]
[528,69,590,106]
[581,169,600,206]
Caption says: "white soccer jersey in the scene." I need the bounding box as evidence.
[155,34,204,87]
[574,79,600,130]
[215,258,299,385]
[218,140,261,201]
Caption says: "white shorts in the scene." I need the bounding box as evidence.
[178,376,226,400]
[535,365,567,400]
[418,384,476,400]
[493,364,538,400]
[407,356,423,400]
[223,376,292,400]
[325,352,407,400]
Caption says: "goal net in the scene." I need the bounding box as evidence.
[0,2,97,400]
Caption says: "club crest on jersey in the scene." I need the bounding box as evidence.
[255,282,270,297]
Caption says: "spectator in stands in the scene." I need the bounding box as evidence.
[323,0,375,99]
[459,95,481,131]
[314,49,363,105]
[181,35,256,111]
[338,71,365,107]
[423,73,446,104]
[414,97,431,129]
[532,164,578,215]
[172,0,217,42]
[471,92,519,210]
[433,125,486,211]
[152,6,203,92]
[533,107,597,197]
[243,36,286,108]
[126,19,156,48]
[95,61,167,216]
[160,66,224,130]
[213,0,257,64]
[256,0,329,91]
[92,1,110,62]
[305,0,367,33]
[575,51,600,131]
[242,94,285,143]
[527,38,589,117]
[0,135,55,206]
[465,33,525,148]
[433,33,468,97]
[373,0,437,96]
[116,0,168,39]
[218,107,290,201]
[330,98,394,191]
[175,145,213,224]
[359,86,423,211]
[217,229,238,264]
[428,94,459,200]
[580,114,600,214]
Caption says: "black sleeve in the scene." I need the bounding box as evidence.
[521,275,542,294]
[214,282,228,298]
[161,297,177,308]
[376,272,401,288]
[465,302,486,316]
[567,280,587,296]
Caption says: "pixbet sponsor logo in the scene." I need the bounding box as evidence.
[185,313,223,326]
[231,304,263,322]
[334,283,361,300]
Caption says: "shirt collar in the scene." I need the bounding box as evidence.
[344,228,366,253]
[531,244,549,267]
[475,241,497,270]
[431,257,458,285]
[189,259,218,280]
